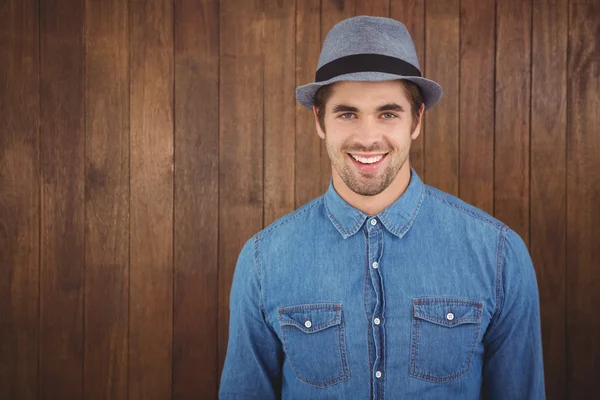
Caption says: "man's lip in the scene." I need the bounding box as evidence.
[347,152,388,157]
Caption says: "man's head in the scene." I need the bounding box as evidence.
[295,16,442,206]
[312,80,425,197]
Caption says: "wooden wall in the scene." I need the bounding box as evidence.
[0,0,598,399]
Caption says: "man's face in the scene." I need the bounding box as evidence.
[314,80,423,197]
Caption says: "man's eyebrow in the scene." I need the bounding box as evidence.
[376,103,404,112]
[332,104,359,113]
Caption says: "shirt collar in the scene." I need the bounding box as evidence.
[324,168,425,239]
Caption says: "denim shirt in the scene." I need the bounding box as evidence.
[219,169,545,400]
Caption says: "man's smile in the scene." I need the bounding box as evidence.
[347,152,389,173]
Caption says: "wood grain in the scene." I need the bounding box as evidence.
[0,0,40,398]
[459,0,495,214]
[129,0,174,398]
[39,0,84,398]
[494,0,532,243]
[424,0,459,194]
[84,0,129,398]
[356,0,389,17]
[218,0,264,375]
[264,0,296,225]
[531,1,568,399]
[173,0,220,397]
[391,0,426,178]
[295,0,322,207]
[319,0,356,192]
[566,1,600,398]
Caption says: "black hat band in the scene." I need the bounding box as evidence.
[315,54,422,82]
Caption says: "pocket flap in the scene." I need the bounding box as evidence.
[278,303,342,334]
[413,297,483,327]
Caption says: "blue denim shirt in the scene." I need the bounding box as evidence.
[219,169,545,400]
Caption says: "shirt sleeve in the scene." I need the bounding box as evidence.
[219,236,283,399]
[481,228,546,399]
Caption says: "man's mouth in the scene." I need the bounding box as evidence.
[348,153,387,164]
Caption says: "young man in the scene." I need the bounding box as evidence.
[219,16,545,399]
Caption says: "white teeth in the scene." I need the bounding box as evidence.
[350,154,384,164]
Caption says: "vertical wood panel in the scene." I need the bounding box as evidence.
[566,1,600,398]
[356,0,389,17]
[495,0,531,242]
[129,0,173,398]
[264,0,295,225]
[0,0,40,398]
[391,0,426,178]
[425,0,459,194]
[319,0,356,192]
[39,0,84,398]
[459,0,495,214]
[218,0,264,374]
[173,0,219,397]
[84,0,129,398]
[531,0,568,399]
[294,0,321,207]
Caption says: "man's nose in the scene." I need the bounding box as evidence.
[354,117,384,144]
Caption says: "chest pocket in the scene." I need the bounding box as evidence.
[277,303,350,388]
[409,297,483,383]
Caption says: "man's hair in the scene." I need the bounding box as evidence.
[313,80,424,133]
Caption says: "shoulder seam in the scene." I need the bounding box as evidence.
[492,226,509,322]
[257,197,323,240]
[424,187,504,230]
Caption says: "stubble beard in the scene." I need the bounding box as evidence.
[326,138,411,197]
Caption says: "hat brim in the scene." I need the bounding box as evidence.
[296,72,443,112]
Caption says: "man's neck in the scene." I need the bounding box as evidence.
[332,164,412,216]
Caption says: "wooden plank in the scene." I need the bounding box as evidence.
[494,0,531,243]
[459,0,495,214]
[531,1,568,399]
[129,0,173,399]
[38,0,84,398]
[294,0,322,207]
[173,0,220,397]
[566,1,600,397]
[390,0,426,178]
[83,0,129,398]
[264,0,295,225]
[0,0,40,398]
[356,0,389,17]
[424,0,459,194]
[319,0,356,192]
[218,0,264,374]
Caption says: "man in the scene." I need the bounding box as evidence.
[219,16,545,399]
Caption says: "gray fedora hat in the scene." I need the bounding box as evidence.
[296,16,443,111]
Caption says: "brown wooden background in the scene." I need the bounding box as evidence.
[1,0,598,399]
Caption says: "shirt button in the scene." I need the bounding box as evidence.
[375,371,382,378]
[446,312,454,321]
[372,262,379,269]
[374,317,381,325]
[304,320,312,328]
[370,219,377,226]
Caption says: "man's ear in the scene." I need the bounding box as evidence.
[410,103,426,140]
[313,105,326,139]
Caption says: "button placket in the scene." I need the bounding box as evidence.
[366,222,385,399]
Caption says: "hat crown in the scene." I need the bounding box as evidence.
[318,16,420,72]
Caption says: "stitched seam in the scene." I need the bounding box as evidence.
[414,298,483,306]
[257,197,322,240]
[425,188,505,230]
[325,203,350,236]
[278,304,342,312]
[492,226,508,321]
[278,324,350,388]
[410,301,483,384]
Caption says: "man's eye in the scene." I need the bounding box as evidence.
[382,113,397,119]
[340,113,355,119]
